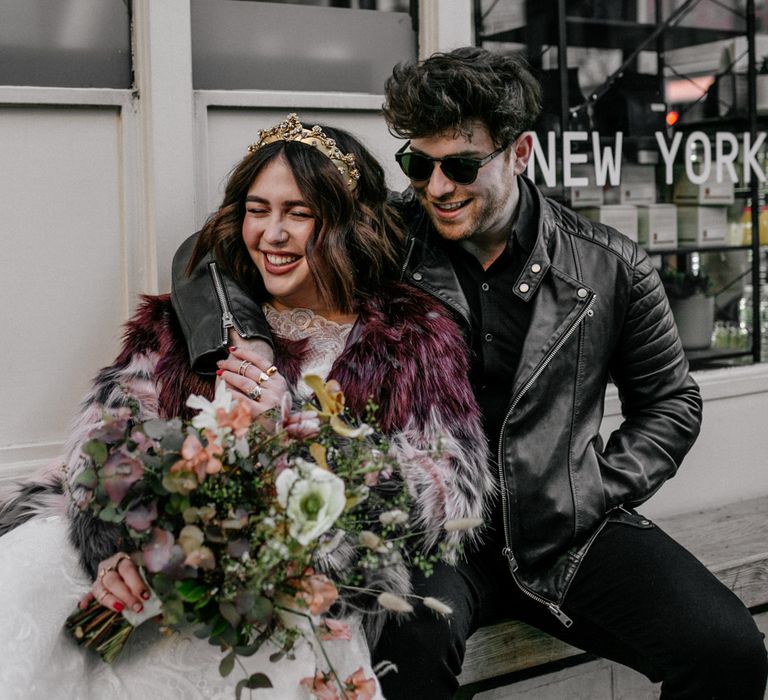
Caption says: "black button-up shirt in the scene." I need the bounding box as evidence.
[444,178,538,461]
[442,178,539,546]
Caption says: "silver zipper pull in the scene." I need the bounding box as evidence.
[501,547,519,571]
[547,604,573,628]
[221,310,234,329]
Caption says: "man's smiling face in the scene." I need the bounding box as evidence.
[409,122,525,248]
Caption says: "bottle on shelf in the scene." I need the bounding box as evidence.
[740,199,768,246]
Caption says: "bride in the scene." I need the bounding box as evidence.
[0,115,494,699]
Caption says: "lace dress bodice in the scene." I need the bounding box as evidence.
[263,304,355,401]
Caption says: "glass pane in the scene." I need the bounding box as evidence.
[0,0,131,88]
[191,0,417,92]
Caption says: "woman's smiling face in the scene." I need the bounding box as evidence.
[241,155,320,311]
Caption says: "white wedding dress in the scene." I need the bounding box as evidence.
[0,307,383,700]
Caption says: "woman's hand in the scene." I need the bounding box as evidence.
[216,346,289,418]
[79,552,149,614]
[283,410,320,439]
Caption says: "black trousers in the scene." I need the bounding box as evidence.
[372,520,768,699]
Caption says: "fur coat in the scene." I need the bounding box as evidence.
[1,283,494,643]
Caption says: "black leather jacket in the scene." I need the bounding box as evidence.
[170,176,702,626]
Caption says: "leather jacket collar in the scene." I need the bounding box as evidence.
[401,175,555,321]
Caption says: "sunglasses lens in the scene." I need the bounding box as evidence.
[398,153,434,181]
[441,158,479,185]
[397,151,482,184]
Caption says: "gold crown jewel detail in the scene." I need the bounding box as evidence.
[247,113,360,191]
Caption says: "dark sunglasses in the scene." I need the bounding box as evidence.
[395,141,506,185]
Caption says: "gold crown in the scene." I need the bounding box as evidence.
[248,113,360,191]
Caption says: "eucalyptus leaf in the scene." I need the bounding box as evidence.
[210,615,229,639]
[149,573,174,597]
[161,430,185,453]
[234,627,272,657]
[74,468,98,490]
[244,596,273,626]
[193,623,213,639]
[162,597,185,626]
[219,650,235,678]
[142,419,169,440]
[166,418,183,432]
[235,673,273,699]
[82,440,108,466]
[219,602,242,628]
[98,505,122,523]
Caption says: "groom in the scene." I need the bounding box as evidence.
[171,48,767,698]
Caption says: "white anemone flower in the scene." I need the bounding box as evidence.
[186,382,235,438]
[275,464,346,545]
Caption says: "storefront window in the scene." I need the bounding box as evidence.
[474,0,766,367]
[0,0,131,88]
[191,0,417,92]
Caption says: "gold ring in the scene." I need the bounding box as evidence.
[99,553,130,579]
[238,360,253,377]
[266,366,278,377]
[257,371,270,384]
[247,384,262,401]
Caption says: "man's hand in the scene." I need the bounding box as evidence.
[228,329,274,364]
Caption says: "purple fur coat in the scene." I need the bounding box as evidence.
[4,283,494,643]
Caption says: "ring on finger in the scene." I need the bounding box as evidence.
[257,371,270,384]
[99,553,130,579]
[247,383,262,401]
[266,366,278,377]
[97,589,109,603]
[238,360,253,377]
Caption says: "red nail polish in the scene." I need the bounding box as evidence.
[216,369,224,376]
[228,346,238,353]
[114,602,125,612]
[141,591,150,600]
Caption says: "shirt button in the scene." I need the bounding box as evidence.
[412,272,423,281]
[481,282,490,291]
[577,288,588,299]
[519,283,530,294]
[484,333,493,342]
[531,263,542,274]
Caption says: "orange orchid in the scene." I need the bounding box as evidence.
[215,398,252,438]
[169,432,223,482]
[299,671,338,700]
[317,618,352,641]
[344,668,377,700]
[297,573,339,615]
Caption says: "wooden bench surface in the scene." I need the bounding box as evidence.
[457,496,768,687]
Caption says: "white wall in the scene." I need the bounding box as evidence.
[0,90,142,477]
[601,365,768,518]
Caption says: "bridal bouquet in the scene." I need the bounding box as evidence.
[65,376,470,699]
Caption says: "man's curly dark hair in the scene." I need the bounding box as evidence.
[382,47,542,149]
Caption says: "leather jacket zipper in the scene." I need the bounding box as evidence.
[400,235,416,281]
[497,292,597,627]
[208,261,247,346]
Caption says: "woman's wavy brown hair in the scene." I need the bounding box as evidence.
[382,46,542,148]
[188,125,404,314]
